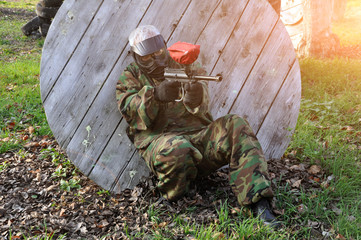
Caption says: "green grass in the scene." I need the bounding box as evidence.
[0,57,51,153]
[0,10,43,61]
[0,0,37,10]
[285,57,361,238]
[0,9,49,153]
[126,201,293,240]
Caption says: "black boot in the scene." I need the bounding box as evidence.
[251,198,281,228]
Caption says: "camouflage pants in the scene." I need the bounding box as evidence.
[139,114,274,206]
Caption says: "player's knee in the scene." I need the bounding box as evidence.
[154,137,196,172]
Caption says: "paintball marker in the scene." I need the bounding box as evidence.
[164,68,222,83]
[166,41,222,101]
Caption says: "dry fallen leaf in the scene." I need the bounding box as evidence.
[24,142,40,148]
[292,179,302,188]
[321,181,329,189]
[1,137,10,142]
[59,208,66,217]
[158,222,168,228]
[46,184,58,192]
[341,126,354,131]
[212,232,225,239]
[290,165,300,171]
[231,207,242,215]
[336,233,346,240]
[35,172,41,182]
[273,208,285,215]
[308,165,321,175]
[28,126,35,134]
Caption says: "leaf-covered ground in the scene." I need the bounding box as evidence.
[0,135,339,239]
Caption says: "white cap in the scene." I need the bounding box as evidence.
[129,25,161,47]
[128,25,165,56]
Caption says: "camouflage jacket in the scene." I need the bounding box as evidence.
[116,59,213,149]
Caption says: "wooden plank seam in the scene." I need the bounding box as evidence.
[164,0,193,43]
[255,57,297,136]
[110,149,138,192]
[192,0,224,45]
[77,0,156,177]
[208,0,251,76]
[85,118,123,176]
[42,0,105,103]
[227,18,280,122]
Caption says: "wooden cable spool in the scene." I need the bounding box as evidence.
[40,0,301,194]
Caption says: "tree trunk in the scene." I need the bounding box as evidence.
[299,0,340,57]
[333,0,347,21]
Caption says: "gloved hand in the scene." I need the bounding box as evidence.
[154,80,181,102]
[185,65,196,78]
[184,82,203,108]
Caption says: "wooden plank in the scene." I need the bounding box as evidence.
[257,61,301,158]
[140,0,191,36]
[40,0,103,101]
[229,20,296,134]
[84,0,195,191]
[111,153,150,194]
[167,0,221,45]
[85,120,138,190]
[195,0,249,71]
[209,0,279,120]
[65,69,123,174]
[42,0,152,148]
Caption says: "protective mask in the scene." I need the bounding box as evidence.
[134,47,169,81]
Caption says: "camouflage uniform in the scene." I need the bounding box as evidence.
[116,60,273,206]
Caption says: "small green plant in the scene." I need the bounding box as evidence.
[8,220,67,240]
[97,189,110,196]
[16,149,29,160]
[0,161,9,172]
[60,178,81,192]
[40,148,70,166]
[51,166,67,178]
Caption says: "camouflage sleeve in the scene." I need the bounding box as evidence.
[115,64,160,131]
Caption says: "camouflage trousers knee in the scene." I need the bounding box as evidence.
[139,114,274,206]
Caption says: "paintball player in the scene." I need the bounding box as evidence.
[116,25,280,227]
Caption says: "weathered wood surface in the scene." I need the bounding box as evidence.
[40,0,301,194]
